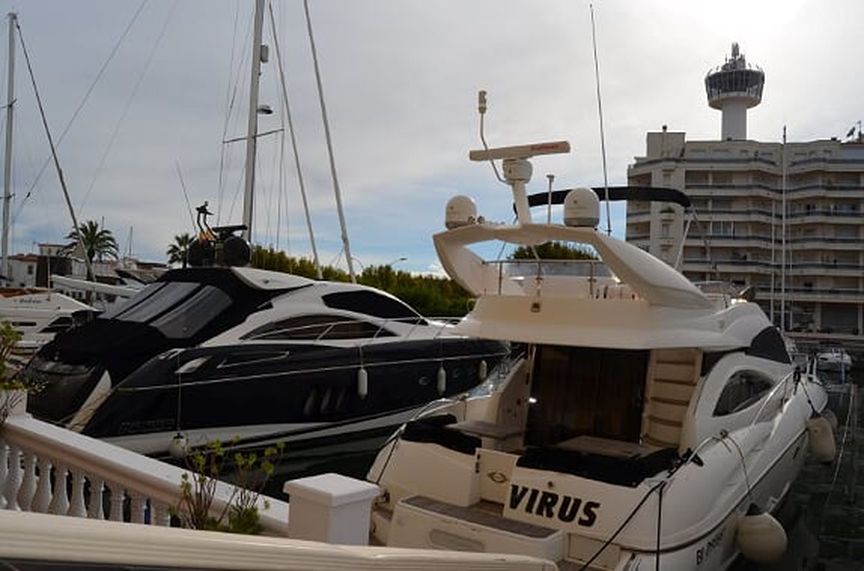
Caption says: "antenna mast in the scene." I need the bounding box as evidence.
[241,0,266,242]
[589,4,612,236]
[2,13,16,282]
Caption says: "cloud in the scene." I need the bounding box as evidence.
[3,0,861,276]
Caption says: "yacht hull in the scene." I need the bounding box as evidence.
[84,338,508,457]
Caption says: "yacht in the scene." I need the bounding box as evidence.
[0,288,96,355]
[816,346,852,373]
[25,266,508,460]
[366,140,833,570]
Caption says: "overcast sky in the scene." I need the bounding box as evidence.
[0,0,861,274]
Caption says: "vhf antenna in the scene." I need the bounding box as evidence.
[590,4,612,236]
[477,90,505,185]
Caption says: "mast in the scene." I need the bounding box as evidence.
[780,126,787,333]
[241,0,266,242]
[2,13,16,282]
[303,0,356,282]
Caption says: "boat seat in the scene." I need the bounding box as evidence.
[401,414,481,455]
[556,435,657,459]
[448,420,523,440]
[516,445,679,487]
[447,420,524,451]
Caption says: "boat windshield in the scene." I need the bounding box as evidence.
[99,282,232,340]
[501,259,613,278]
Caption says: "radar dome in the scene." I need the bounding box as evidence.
[563,188,599,227]
[445,195,478,229]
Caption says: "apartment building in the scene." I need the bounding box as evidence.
[626,45,864,338]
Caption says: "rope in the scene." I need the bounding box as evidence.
[216,0,245,224]
[79,0,178,215]
[819,383,856,533]
[13,1,149,224]
[269,1,321,278]
[578,479,668,570]
[16,19,94,283]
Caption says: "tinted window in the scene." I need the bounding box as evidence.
[111,282,199,323]
[243,314,395,341]
[41,316,74,334]
[746,327,791,364]
[218,351,288,368]
[713,371,773,416]
[322,291,424,323]
[149,286,231,339]
[100,282,164,319]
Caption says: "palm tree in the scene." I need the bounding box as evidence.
[166,233,194,268]
[65,220,119,265]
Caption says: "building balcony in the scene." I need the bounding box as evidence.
[683,258,864,276]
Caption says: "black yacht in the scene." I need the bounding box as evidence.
[25,265,508,464]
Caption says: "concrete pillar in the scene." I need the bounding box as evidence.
[283,473,379,545]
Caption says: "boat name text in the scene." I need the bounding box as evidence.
[508,484,599,527]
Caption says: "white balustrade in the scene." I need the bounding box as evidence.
[0,408,288,535]
[17,449,36,511]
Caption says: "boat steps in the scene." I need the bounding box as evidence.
[390,494,564,561]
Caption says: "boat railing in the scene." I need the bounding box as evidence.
[748,363,821,428]
[0,397,288,535]
[243,315,463,347]
[481,258,612,296]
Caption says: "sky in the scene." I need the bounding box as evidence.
[0,0,862,275]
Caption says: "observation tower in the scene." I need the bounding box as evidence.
[705,43,764,140]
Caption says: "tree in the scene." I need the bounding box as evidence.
[65,220,119,265]
[167,233,194,268]
[510,241,597,260]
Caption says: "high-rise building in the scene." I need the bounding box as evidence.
[627,44,864,339]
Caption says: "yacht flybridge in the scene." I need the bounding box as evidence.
[367,139,834,569]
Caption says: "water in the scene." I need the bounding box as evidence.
[731,366,864,570]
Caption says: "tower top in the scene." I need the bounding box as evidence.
[705,43,764,140]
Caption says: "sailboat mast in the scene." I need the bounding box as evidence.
[2,12,16,281]
[241,0,266,242]
[780,126,787,333]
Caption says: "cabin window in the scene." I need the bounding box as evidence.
[217,351,288,368]
[322,291,425,324]
[41,316,74,334]
[713,371,773,416]
[150,286,232,339]
[100,282,165,319]
[243,314,396,341]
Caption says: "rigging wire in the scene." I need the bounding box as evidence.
[269,0,321,278]
[819,383,856,533]
[216,0,243,224]
[16,19,94,282]
[79,0,179,215]
[589,3,612,236]
[302,0,355,283]
[174,160,196,233]
[217,8,255,225]
[12,0,149,224]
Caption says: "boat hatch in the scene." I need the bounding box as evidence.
[525,345,648,447]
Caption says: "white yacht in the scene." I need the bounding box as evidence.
[816,346,852,373]
[0,288,96,355]
[367,140,833,570]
